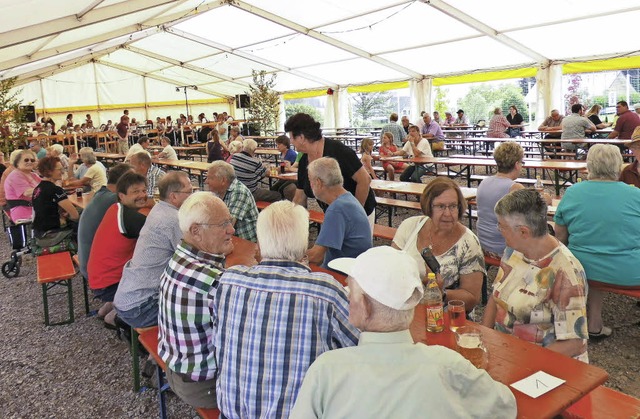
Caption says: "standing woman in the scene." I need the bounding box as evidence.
[487,107,511,138]
[32,156,79,237]
[206,130,229,163]
[4,150,41,222]
[506,106,524,138]
[359,138,377,179]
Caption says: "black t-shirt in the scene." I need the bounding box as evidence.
[297,138,376,215]
[588,114,602,126]
[507,113,523,125]
[32,180,67,233]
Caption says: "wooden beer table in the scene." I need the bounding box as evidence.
[154,158,210,188]
[95,152,126,167]
[67,192,95,210]
[410,308,608,419]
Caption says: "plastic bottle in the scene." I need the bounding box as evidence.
[534,175,544,192]
[425,273,444,333]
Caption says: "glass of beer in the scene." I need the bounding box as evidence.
[448,300,466,332]
[455,325,488,369]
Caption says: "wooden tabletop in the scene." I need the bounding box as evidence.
[36,251,76,283]
[255,148,281,156]
[370,179,477,199]
[410,307,608,419]
[67,192,94,209]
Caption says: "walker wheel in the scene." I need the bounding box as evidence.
[2,261,20,278]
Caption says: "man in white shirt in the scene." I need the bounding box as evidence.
[290,246,517,419]
[399,125,434,183]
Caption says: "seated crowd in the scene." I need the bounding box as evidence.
[5,109,640,418]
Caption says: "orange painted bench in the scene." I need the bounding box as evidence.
[562,385,640,419]
[36,251,76,326]
[588,280,640,299]
[137,326,221,419]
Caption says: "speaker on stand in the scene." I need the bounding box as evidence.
[20,105,36,123]
[236,94,251,133]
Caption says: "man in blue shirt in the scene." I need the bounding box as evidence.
[306,157,372,268]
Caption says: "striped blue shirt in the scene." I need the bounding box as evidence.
[214,260,359,419]
[229,151,266,193]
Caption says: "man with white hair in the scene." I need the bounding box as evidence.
[214,201,359,419]
[290,246,517,419]
[306,157,372,268]
[158,192,235,410]
[114,171,192,328]
[229,138,281,203]
[207,161,258,242]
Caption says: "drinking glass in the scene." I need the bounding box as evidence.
[454,325,488,369]
[448,300,466,332]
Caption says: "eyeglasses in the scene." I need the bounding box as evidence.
[432,203,459,213]
[173,189,193,194]
[22,158,36,163]
[197,217,236,229]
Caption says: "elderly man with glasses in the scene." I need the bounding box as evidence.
[114,171,193,329]
[158,192,235,410]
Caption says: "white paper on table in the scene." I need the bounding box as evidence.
[510,371,565,398]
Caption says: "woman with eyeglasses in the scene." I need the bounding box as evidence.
[392,177,485,311]
[4,150,41,223]
[476,142,525,259]
[482,189,589,362]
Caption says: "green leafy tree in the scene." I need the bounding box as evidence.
[499,84,530,121]
[433,87,449,115]
[0,77,28,154]
[246,70,280,135]
[457,91,489,125]
[285,103,323,125]
[351,92,394,126]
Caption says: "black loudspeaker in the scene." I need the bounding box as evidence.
[241,123,260,136]
[20,105,36,123]
[235,94,250,109]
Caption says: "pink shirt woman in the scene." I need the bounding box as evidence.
[5,150,41,222]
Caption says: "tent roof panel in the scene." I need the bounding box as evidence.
[0,39,48,64]
[200,81,250,97]
[301,58,407,85]
[152,66,222,87]
[381,37,534,76]
[237,71,324,92]
[99,49,169,73]
[317,2,479,54]
[129,32,212,63]
[0,0,79,33]
[173,5,295,49]
[189,54,276,79]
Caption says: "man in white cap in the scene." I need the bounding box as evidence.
[290,246,517,419]
[620,126,640,187]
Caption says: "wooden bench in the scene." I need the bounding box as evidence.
[375,196,421,226]
[36,251,77,326]
[562,385,640,418]
[137,326,221,419]
[587,280,640,299]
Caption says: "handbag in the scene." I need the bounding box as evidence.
[33,228,76,256]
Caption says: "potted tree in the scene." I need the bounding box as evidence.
[0,77,29,157]
[246,70,280,136]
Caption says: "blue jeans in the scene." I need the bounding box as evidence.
[115,295,159,328]
[400,164,434,183]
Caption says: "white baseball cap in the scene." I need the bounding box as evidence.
[329,246,424,310]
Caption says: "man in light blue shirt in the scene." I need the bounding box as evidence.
[380,112,406,147]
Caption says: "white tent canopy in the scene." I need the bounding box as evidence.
[3,0,640,123]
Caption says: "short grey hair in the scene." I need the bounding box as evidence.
[242,138,258,154]
[158,171,189,200]
[178,192,224,234]
[130,151,151,168]
[228,140,243,154]
[50,144,64,156]
[586,144,622,180]
[493,107,502,115]
[79,147,96,164]
[256,201,309,261]
[208,160,236,182]
[494,189,548,238]
[12,150,36,167]
[349,279,419,331]
[307,157,343,187]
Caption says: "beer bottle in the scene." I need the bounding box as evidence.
[425,273,444,333]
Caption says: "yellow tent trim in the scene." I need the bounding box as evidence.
[347,81,408,93]
[283,90,327,100]
[38,98,228,114]
[433,68,537,86]
[563,56,640,74]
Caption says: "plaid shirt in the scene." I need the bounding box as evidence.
[223,178,258,242]
[214,260,360,419]
[158,240,225,381]
[146,165,166,196]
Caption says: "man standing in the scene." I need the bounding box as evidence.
[129,151,165,197]
[561,104,596,154]
[87,172,148,326]
[380,112,406,147]
[214,201,359,419]
[158,192,234,410]
[421,113,445,151]
[114,172,192,328]
[229,138,281,202]
[116,115,130,154]
[609,101,640,139]
[399,125,434,183]
[77,163,132,281]
[306,158,372,268]
[290,246,517,419]
[207,161,258,242]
